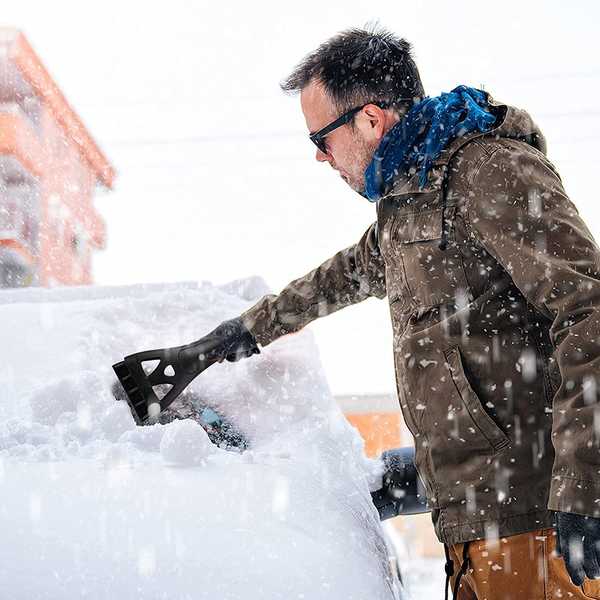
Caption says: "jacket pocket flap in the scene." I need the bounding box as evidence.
[393,210,443,243]
[444,346,510,452]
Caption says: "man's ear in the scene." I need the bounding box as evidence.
[360,104,387,139]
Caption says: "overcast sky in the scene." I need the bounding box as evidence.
[4,0,600,394]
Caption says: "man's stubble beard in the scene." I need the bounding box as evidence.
[346,132,378,194]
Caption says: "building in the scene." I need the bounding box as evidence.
[336,392,408,458]
[0,29,114,287]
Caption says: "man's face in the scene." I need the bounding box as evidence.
[300,79,392,194]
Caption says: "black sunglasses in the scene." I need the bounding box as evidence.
[309,100,400,154]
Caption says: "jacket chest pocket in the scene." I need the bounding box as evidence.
[388,208,472,308]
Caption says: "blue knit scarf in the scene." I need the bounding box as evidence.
[363,86,497,202]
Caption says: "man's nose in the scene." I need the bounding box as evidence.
[315,148,329,163]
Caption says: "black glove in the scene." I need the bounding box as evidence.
[196,317,260,363]
[556,511,600,586]
[370,447,429,520]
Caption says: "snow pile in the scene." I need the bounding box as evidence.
[159,418,215,465]
[0,280,402,599]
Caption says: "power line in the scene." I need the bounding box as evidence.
[507,69,600,84]
[108,130,303,147]
[536,110,600,120]
[75,70,600,111]
[76,93,277,110]
[106,118,600,150]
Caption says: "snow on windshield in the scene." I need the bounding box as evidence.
[0,280,404,599]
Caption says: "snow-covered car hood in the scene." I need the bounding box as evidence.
[0,280,404,599]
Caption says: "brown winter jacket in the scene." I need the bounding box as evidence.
[241,97,600,545]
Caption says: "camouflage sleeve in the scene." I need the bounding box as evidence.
[240,222,386,347]
[467,142,600,517]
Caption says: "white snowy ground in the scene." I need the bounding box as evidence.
[0,279,407,599]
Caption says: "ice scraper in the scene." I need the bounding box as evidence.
[112,317,259,425]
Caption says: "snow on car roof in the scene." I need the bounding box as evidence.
[0,280,403,599]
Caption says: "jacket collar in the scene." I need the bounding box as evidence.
[380,96,547,199]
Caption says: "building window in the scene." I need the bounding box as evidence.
[71,223,88,259]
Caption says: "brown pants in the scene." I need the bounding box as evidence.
[448,528,600,600]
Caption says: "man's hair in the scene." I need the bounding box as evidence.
[281,26,424,115]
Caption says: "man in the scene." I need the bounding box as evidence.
[191,27,600,599]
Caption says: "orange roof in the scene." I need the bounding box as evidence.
[1,28,115,188]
